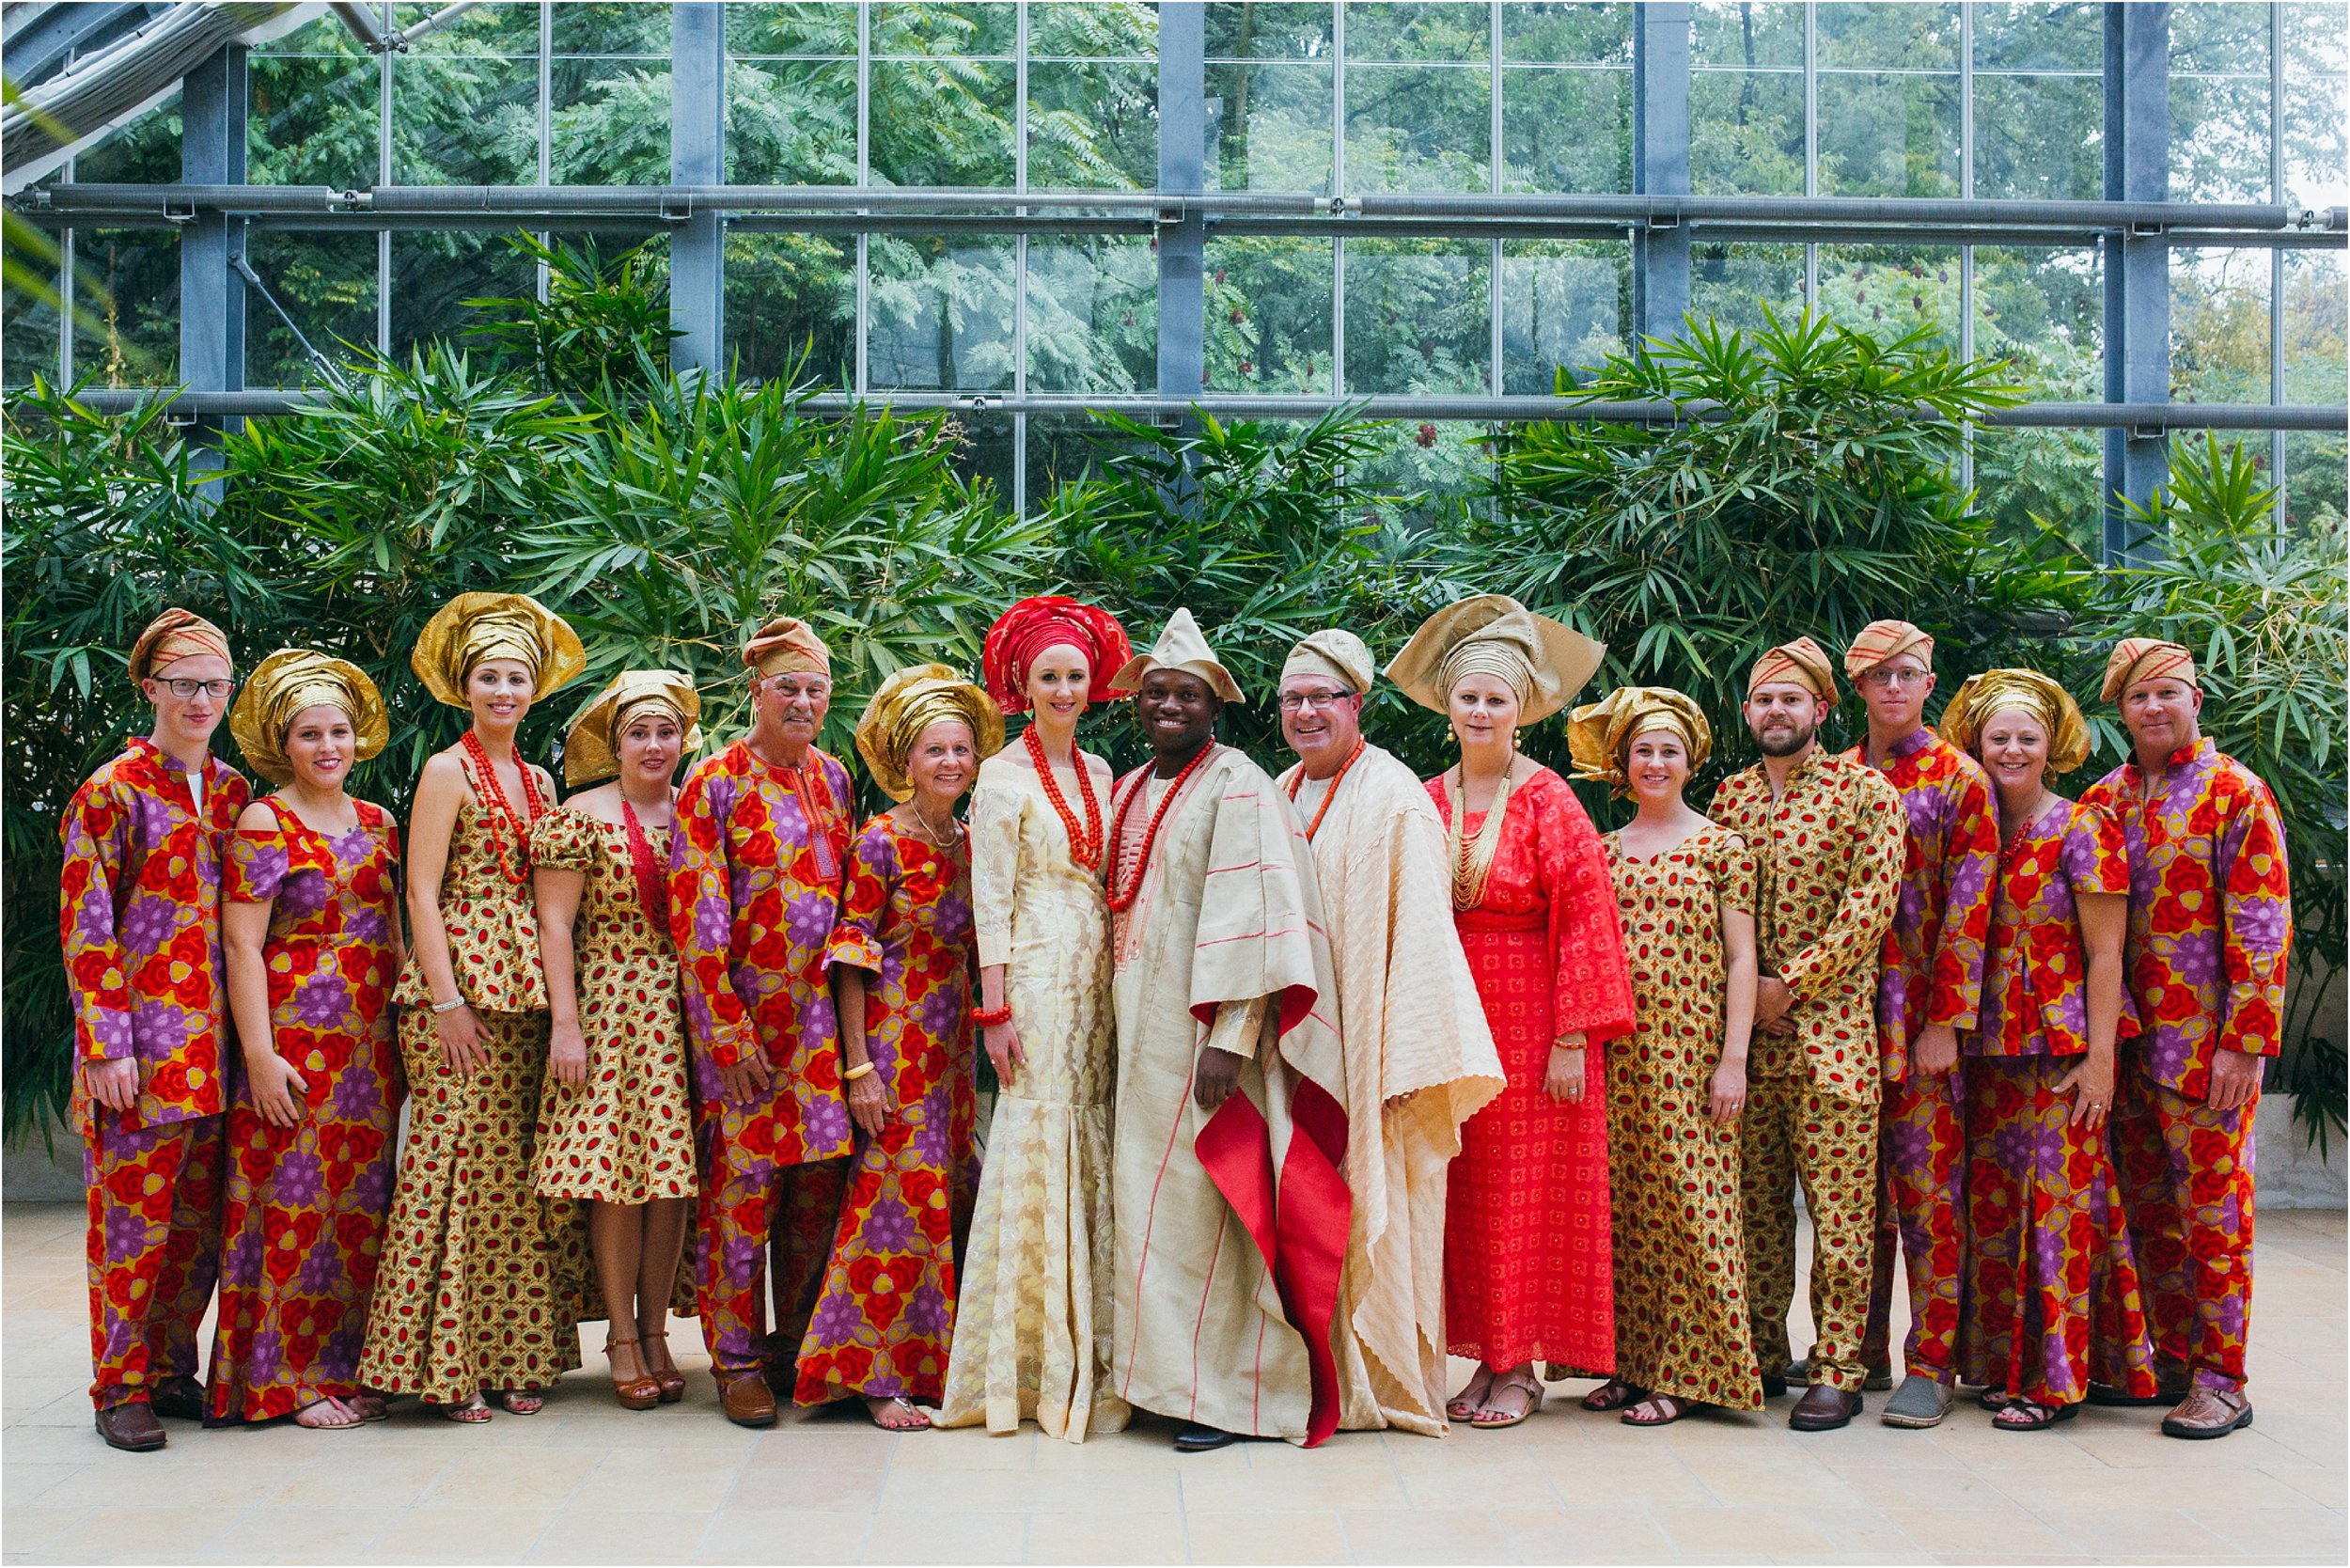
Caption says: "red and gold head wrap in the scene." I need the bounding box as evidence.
[981,596,1135,713]
[1938,667,2092,775]
[128,607,232,685]
[1843,619,1935,679]
[742,615,832,680]
[1747,635,1840,704]
[1567,686,1714,797]
[854,664,1007,802]
[2099,637,2198,703]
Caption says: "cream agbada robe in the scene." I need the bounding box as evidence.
[1109,744,1352,1443]
[1278,745,1505,1435]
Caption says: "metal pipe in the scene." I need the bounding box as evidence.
[395,0,482,47]
[328,1,389,54]
[60,387,2349,432]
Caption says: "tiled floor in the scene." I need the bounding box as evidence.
[5,1200,2342,1566]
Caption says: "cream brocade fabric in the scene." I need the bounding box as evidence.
[1277,745,1505,1435]
[937,753,1129,1441]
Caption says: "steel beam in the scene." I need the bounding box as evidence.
[179,42,247,436]
[1634,3,1693,340]
[669,2,725,374]
[1156,1,1206,413]
[2104,3,2170,562]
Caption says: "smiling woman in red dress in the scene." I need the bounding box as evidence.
[1388,595,1635,1431]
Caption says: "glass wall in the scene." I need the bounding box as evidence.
[8,0,2342,533]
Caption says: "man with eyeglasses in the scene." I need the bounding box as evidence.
[1271,631,1502,1435]
[58,608,250,1451]
[1818,619,1998,1431]
[670,616,857,1428]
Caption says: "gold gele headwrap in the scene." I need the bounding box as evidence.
[1280,629,1377,696]
[410,591,587,709]
[742,615,833,680]
[562,668,703,788]
[129,607,232,685]
[1844,619,1935,679]
[1386,593,1605,725]
[854,663,1007,803]
[1110,606,1246,704]
[1567,686,1714,797]
[2099,636,2199,702]
[1938,667,2092,775]
[1747,635,1840,703]
[228,649,389,786]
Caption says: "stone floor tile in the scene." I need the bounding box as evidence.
[1882,1502,2081,1558]
[525,1508,725,1563]
[2032,1508,2244,1560]
[2183,1507,2350,1558]
[1653,1504,1841,1559]
[414,1444,603,1509]
[691,1508,871,1563]
[1023,1510,1188,1564]
[1492,1506,1676,1563]
[1181,1461,1410,1513]
[192,1503,401,1561]
[3,1461,86,1507]
[860,1508,1027,1563]
[267,1445,457,1508]
[361,1505,561,1562]
[41,1504,245,1561]
[1338,1508,1514,1564]
[0,1504,92,1557]
[726,1463,890,1513]
[1528,1447,1713,1508]
[1183,1509,1351,1564]
[890,1428,1039,1470]
[1989,1463,2314,1513]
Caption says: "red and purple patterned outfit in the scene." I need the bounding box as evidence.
[207,799,402,1422]
[1959,799,2159,1406]
[795,818,979,1406]
[2081,739,2292,1395]
[671,741,857,1381]
[1848,728,1998,1383]
[59,737,251,1411]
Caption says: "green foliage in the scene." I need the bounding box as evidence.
[464,235,680,400]
[2091,436,2349,1151]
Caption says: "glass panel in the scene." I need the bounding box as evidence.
[872,2,1018,58]
[866,234,1015,390]
[1206,3,1335,60]
[1817,2,1960,69]
[390,230,535,357]
[1816,245,1961,348]
[945,408,1017,504]
[4,240,60,387]
[1974,246,2103,401]
[1501,4,1631,66]
[1207,61,1335,191]
[724,232,855,387]
[1027,237,1157,393]
[71,93,183,184]
[2170,2,2272,203]
[1970,2,2102,71]
[1500,240,1629,393]
[2283,248,2344,406]
[1969,71,2102,201]
[1355,418,1488,533]
[1690,68,1805,195]
[551,6,671,185]
[1345,63,1491,192]
[1817,71,1961,196]
[245,229,378,385]
[249,22,379,188]
[869,60,1018,185]
[1027,412,1151,505]
[1343,2,1489,61]
[1502,68,1631,193]
[70,230,179,385]
[1029,2,1159,58]
[1974,428,2103,554]
[1689,242,1804,333]
[2282,431,2346,537]
[395,7,539,186]
[1691,1,1804,69]
[2282,2,2350,212]
[1341,238,1490,395]
[726,59,859,183]
[728,3,860,56]
[2170,248,2272,404]
[1029,58,1159,188]
[1205,235,1333,391]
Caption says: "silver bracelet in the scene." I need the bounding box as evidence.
[430,996,467,1014]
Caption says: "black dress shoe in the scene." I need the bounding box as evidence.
[148,1377,207,1421]
[1789,1384,1862,1432]
[1174,1422,1241,1452]
[1760,1372,1788,1399]
[96,1403,167,1451]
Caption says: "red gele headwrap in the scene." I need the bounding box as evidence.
[981,596,1135,713]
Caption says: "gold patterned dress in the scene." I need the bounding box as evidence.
[938,753,1129,1440]
[358,758,579,1401]
[529,808,697,1205]
[1601,823,1765,1411]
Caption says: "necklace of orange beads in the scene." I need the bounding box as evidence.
[462,729,546,886]
[1025,723,1103,869]
[1283,739,1366,842]
[1105,742,1215,914]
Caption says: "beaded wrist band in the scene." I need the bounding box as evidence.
[971,1004,1014,1028]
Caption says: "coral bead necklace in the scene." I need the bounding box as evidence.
[1025,723,1103,868]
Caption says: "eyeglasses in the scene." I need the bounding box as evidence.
[158,678,234,700]
[1860,667,1932,690]
[1277,689,1355,713]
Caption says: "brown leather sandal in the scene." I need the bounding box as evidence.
[2161,1386,2253,1440]
[1622,1393,1697,1427]
[606,1336,661,1411]
[1581,1378,1646,1412]
[642,1328,686,1404]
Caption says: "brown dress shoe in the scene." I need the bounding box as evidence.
[1789,1383,1862,1432]
[148,1376,207,1420]
[717,1372,779,1428]
[2161,1385,2253,1440]
[96,1403,167,1452]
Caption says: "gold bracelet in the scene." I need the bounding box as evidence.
[843,1060,876,1082]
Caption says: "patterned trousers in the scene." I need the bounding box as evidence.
[84,1114,225,1411]
[1742,1077,1878,1394]
[1860,1065,1966,1379]
[2112,1069,2257,1392]
[696,1102,849,1379]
